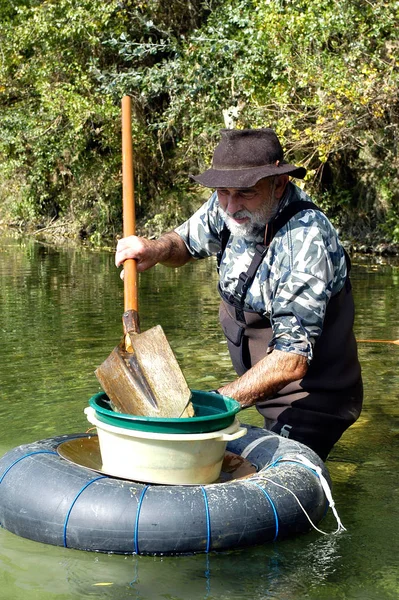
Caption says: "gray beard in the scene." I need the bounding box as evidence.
[219,203,279,239]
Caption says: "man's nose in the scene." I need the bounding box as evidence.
[226,192,242,213]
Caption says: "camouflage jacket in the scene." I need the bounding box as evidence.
[175,183,347,361]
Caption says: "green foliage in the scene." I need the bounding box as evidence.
[0,1,123,239]
[99,0,399,239]
[0,0,398,244]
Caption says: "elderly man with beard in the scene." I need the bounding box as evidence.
[115,128,363,461]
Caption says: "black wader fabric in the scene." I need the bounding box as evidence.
[218,201,363,460]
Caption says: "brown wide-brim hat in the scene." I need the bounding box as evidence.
[190,128,306,188]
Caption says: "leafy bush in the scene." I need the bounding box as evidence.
[0,0,398,244]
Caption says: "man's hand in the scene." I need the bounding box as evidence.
[116,236,161,272]
[115,232,192,273]
[217,349,308,408]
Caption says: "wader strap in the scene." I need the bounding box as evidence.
[264,200,318,244]
[235,243,268,302]
[216,225,232,271]
[218,243,268,323]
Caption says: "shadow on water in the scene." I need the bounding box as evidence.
[0,236,398,600]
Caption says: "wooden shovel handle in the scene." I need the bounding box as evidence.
[122,95,138,314]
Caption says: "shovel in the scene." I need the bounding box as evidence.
[95,96,194,419]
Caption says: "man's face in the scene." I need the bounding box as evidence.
[216,175,288,237]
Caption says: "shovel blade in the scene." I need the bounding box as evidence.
[95,325,194,418]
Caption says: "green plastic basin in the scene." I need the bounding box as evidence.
[88,390,241,434]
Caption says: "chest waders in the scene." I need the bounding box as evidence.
[217,201,363,460]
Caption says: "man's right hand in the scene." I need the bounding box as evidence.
[115,236,161,272]
[115,232,192,274]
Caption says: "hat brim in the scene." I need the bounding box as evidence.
[190,164,306,188]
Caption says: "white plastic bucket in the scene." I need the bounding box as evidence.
[85,406,247,485]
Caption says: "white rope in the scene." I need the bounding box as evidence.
[295,454,347,533]
[240,435,278,459]
[240,431,303,459]
[252,453,346,535]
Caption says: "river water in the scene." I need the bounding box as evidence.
[0,234,397,600]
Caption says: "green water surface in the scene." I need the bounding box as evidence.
[0,234,397,600]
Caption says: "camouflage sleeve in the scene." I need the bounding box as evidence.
[266,211,347,362]
[174,192,224,258]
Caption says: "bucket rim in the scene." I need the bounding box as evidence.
[88,390,242,434]
[85,406,244,441]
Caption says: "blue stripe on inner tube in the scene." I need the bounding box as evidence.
[0,451,57,484]
[134,484,150,554]
[63,476,108,548]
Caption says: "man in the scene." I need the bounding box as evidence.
[116,128,363,460]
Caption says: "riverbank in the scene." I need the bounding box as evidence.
[2,218,398,258]
[344,239,399,257]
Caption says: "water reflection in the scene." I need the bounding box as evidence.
[0,532,347,600]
